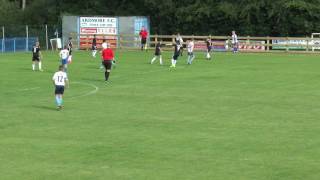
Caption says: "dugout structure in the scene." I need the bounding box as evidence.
[62,16,150,50]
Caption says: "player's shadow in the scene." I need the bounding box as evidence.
[19,67,54,74]
[79,78,103,82]
[32,105,57,111]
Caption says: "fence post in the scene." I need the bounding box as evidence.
[86,35,89,51]
[26,25,29,51]
[286,37,289,52]
[306,36,309,52]
[172,35,175,44]
[2,26,4,53]
[45,24,49,50]
[266,36,270,51]
[118,34,121,49]
[14,38,16,52]
[117,34,119,49]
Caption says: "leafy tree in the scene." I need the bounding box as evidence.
[2,0,320,36]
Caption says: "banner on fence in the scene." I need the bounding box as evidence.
[238,41,265,52]
[79,17,118,49]
[194,41,227,51]
[272,40,307,50]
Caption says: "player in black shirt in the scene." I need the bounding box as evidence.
[150,40,163,65]
[32,42,43,71]
[67,37,73,63]
[170,42,181,68]
[92,34,97,58]
[206,38,212,60]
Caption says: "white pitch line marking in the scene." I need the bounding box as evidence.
[68,81,99,99]
[18,87,40,91]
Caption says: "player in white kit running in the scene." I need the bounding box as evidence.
[52,65,69,110]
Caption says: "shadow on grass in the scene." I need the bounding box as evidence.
[20,67,55,74]
[32,105,57,111]
[79,78,104,82]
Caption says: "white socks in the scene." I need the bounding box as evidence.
[171,59,176,66]
[151,57,156,64]
[32,63,42,71]
[206,53,211,59]
[39,62,42,70]
[68,55,72,63]
[151,56,163,65]
[92,50,97,57]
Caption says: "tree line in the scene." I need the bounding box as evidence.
[1,0,320,36]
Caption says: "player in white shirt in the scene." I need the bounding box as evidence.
[232,31,239,53]
[101,39,108,49]
[52,65,69,110]
[187,39,195,64]
[59,45,69,72]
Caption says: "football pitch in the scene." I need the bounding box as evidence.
[0,50,320,179]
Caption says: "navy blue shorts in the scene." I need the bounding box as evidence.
[155,50,161,56]
[61,58,68,65]
[173,52,180,60]
[55,85,65,94]
[32,56,40,61]
[141,38,147,44]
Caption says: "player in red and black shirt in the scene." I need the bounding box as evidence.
[206,38,212,60]
[67,37,73,63]
[139,26,148,51]
[92,34,97,58]
[150,40,163,65]
[170,42,181,68]
[101,43,114,82]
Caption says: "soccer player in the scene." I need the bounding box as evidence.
[32,41,43,71]
[101,39,108,49]
[52,65,69,110]
[206,38,212,60]
[187,39,195,65]
[101,43,114,82]
[92,34,97,58]
[232,30,239,53]
[175,33,184,56]
[170,42,181,68]
[60,45,69,72]
[139,26,148,51]
[100,39,115,69]
[150,40,163,65]
[67,37,73,63]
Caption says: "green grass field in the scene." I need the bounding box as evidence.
[0,50,320,180]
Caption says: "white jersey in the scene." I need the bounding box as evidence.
[176,36,183,44]
[60,49,69,59]
[187,41,194,53]
[232,34,238,44]
[176,36,184,49]
[52,71,68,86]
